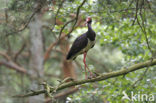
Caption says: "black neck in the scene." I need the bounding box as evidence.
[87,23,92,31]
[87,22,95,41]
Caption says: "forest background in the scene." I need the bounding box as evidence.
[0,0,156,103]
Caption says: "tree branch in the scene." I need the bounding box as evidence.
[132,0,139,25]
[44,34,66,61]
[0,51,28,74]
[6,2,43,36]
[44,17,84,61]
[0,60,27,74]
[14,41,26,62]
[136,10,153,56]
[131,67,149,87]
[58,0,87,40]
[44,0,86,61]
[50,0,65,32]
[0,51,11,61]
[15,58,156,97]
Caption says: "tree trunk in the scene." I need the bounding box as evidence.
[28,11,44,103]
[60,34,76,79]
[57,34,77,102]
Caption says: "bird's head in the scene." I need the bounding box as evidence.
[86,17,92,24]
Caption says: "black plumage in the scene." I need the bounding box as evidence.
[66,33,88,60]
[66,17,96,79]
[66,17,96,60]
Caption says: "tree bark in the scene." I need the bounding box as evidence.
[60,36,76,79]
[58,33,77,102]
[28,11,44,103]
[16,58,156,97]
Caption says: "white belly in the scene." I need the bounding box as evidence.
[70,39,95,60]
[81,39,95,53]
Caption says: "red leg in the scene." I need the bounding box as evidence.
[86,65,93,77]
[83,52,87,79]
[83,52,93,78]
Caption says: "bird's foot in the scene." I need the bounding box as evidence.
[87,76,92,79]
[87,72,97,79]
[85,74,92,79]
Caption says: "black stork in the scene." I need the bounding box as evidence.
[66,17,96,79]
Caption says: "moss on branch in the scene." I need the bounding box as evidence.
[15,59,156,97]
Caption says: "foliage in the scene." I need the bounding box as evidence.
[0,0,156,103]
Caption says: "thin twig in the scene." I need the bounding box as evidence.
[131,58,153,87]
[132,0,153,84]
[136,8,153,56]
[131,67,148,87]
[6,3,42,36]
[132,0,139,25]
[87,56,110,72]
[66,0,87,36]
[58,0,87,40]
[14,41,26,62]
[59,19,75,39]
[51,0,65,32]
[44,17,84,61]
[44,34,67,61]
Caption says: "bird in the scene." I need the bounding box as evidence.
[66,17,96,79]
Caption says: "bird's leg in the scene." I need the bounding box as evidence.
[83,52,88,79]
[83,52,93,78]
[86,65,93,77]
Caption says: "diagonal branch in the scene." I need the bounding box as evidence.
[15,58,156,97]
[51,0,65,32]
[14,41,26,62]
[0,51,28,74]
[0,51,11,61]
[136,11,153,56]
[44,17,84,61]
[131,67,149,87]
[44,0,86,61]
[132,0,139,25]
[0,60,27,74]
